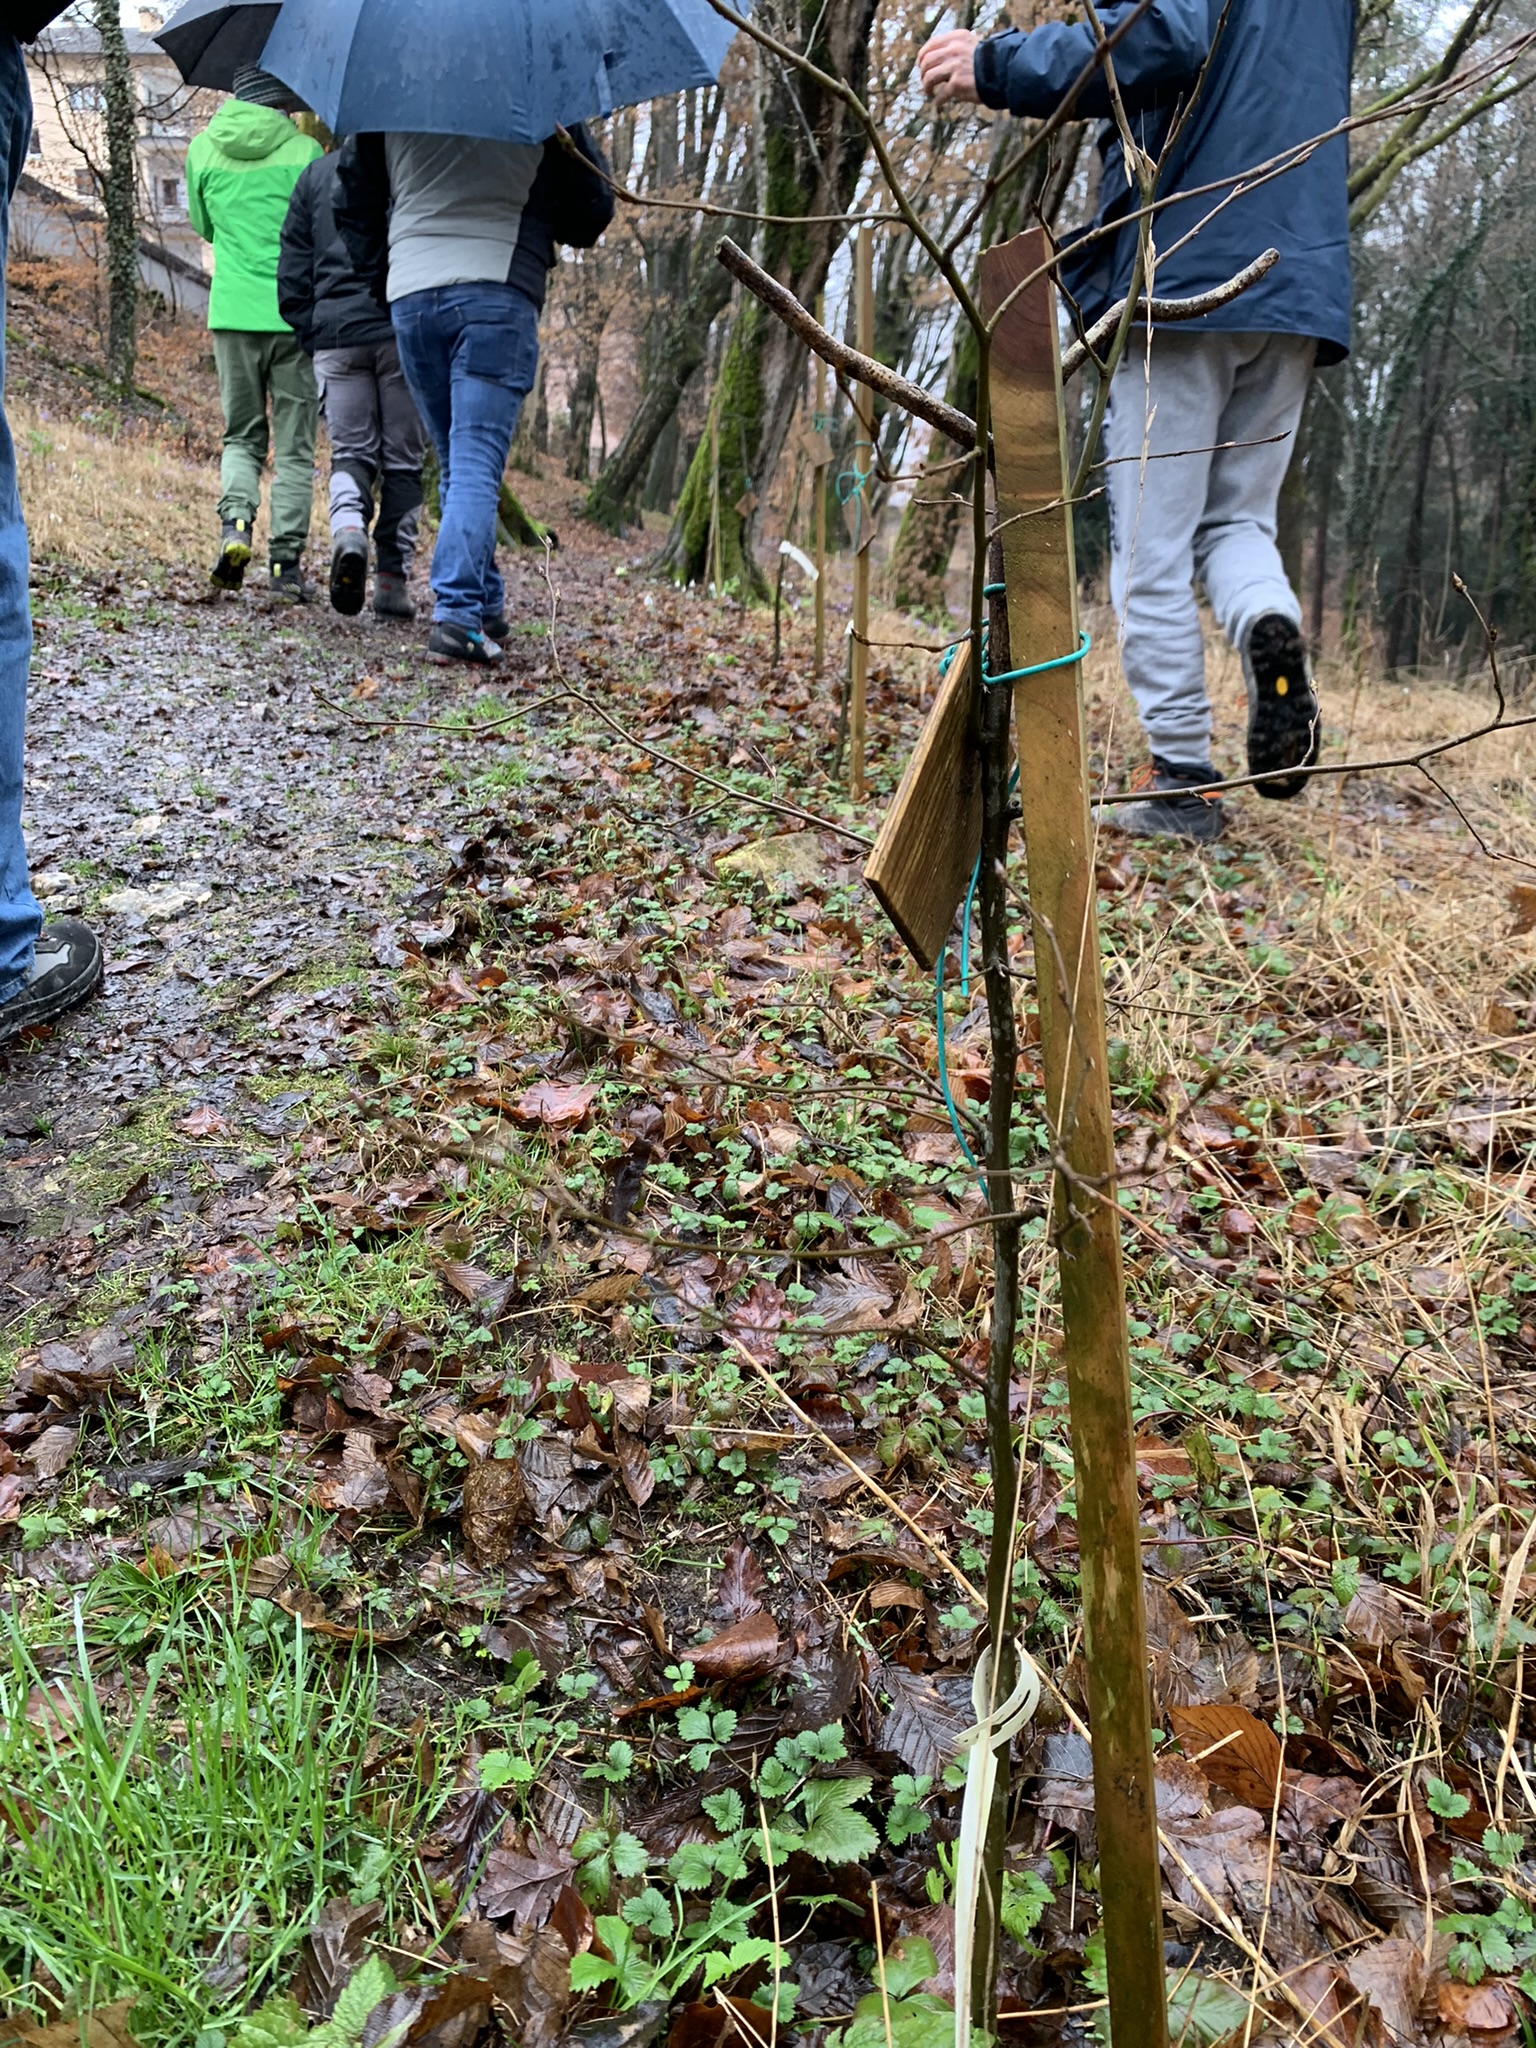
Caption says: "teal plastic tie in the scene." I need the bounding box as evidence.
[835,439,875,554]
[932,609,1090,1188]
[981,627,1092,688]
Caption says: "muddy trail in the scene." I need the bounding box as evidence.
[5,563,480,1313]
[6,498,1536,2048]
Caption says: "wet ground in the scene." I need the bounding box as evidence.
[1,557,520,1342]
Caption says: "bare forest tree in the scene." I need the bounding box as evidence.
[655,0,883,595]
[92,0,138,391]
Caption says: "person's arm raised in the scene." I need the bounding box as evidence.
[921,0,1216,121]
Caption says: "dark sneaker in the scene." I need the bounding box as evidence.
[374,570,415,619]
[211,518,252,590]
[1095,757,1226,843]
[269,560,312,605]
[1243,613,1319,800]
[328,529,368,616]
[482,611,511,642]
[0,919,103,1045]
[427,622,502,667]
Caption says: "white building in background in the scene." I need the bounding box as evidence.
[20,8,218,307]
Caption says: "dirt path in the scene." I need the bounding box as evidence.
[3,561,510,1330]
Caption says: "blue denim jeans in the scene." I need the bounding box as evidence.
[390,283,540,632]
[0,37,43,1002]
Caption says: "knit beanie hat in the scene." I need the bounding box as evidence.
[231,65,307,112]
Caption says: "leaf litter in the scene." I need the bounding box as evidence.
[0,504,1534,2048]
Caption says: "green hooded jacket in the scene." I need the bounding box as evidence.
[186,100,321,332]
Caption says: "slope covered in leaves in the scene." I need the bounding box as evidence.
[1,503,1534,2048]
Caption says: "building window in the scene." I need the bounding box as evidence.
[159,176,180,209]
[74,167,99,197]
[67,85,106,113]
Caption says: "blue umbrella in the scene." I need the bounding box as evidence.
[258,0,743,143]
[154,0,282,90]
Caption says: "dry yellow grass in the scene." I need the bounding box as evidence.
[13,398,334,574]
[12,399,213,571]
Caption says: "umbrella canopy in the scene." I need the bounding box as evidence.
[154,0,283,90]
[258,0,742,144]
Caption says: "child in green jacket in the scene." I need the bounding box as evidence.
[186,67,321,600]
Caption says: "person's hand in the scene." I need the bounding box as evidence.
[917,28,983,104]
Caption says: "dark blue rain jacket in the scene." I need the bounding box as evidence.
[975,0,1354,362]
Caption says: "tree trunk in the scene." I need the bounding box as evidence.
[1276,381,1313,596]
[1387,332,1448,673]
[565,354,600,481]
[95,0,138,393]
[1308,377,1342,653]
[656,0,881,595]
[643,412,681,512]
[887,124,1055,614]
[583,248,734,531]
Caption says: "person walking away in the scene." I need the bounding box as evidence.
[0,6,102,1038]
[186,67,321,602]
[279,150,426,619]
[336,127,612,666]
[919,0,1353,842]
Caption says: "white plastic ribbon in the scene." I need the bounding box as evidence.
[951,1642,1042,2048]
[778,540,819,583]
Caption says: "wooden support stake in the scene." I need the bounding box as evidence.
[813,297,829,683]
[978,228,1168,2048]
[862,641,979,969]
[849,224,873,800]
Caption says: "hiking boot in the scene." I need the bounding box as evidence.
[269,559,312,605]
[1243,612,1320,799]
[482,610,511,642]
[427,621,503,667]
[1095,757,1226,843]
[328,529,368,616]
[210,517,252,590]
[0,918,103,1045]
[373,570,415,619]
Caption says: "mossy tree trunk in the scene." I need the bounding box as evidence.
[656,0,881,594]
[94,0,138,394]
[584,244,735,532]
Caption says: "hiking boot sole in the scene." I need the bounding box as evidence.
[1244,615,1320,800]
[329,541,368,617]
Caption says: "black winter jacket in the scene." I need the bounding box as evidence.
[278,154,395,355]
[333,124,613,315]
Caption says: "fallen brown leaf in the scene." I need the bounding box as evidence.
[513,1080,598,1129]
[1508,883,1536,937]
[454,1924,570,2048]
[0,2002,138,2048]
[1167,1701,1281,1809]
[25,1424,80,1480]
[1344,1935,1427,2045]
[717,1536,766,1621]
[315,1431,394,1513]
[294,1897,383,2018]
[461,1456,532,1567]
[686,1609,781,1681]
[1436,1978,1518,2038]
[477,1833,578,1934]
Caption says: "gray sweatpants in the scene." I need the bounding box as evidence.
[314,339,427,576]
[1103,329,1314,767]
